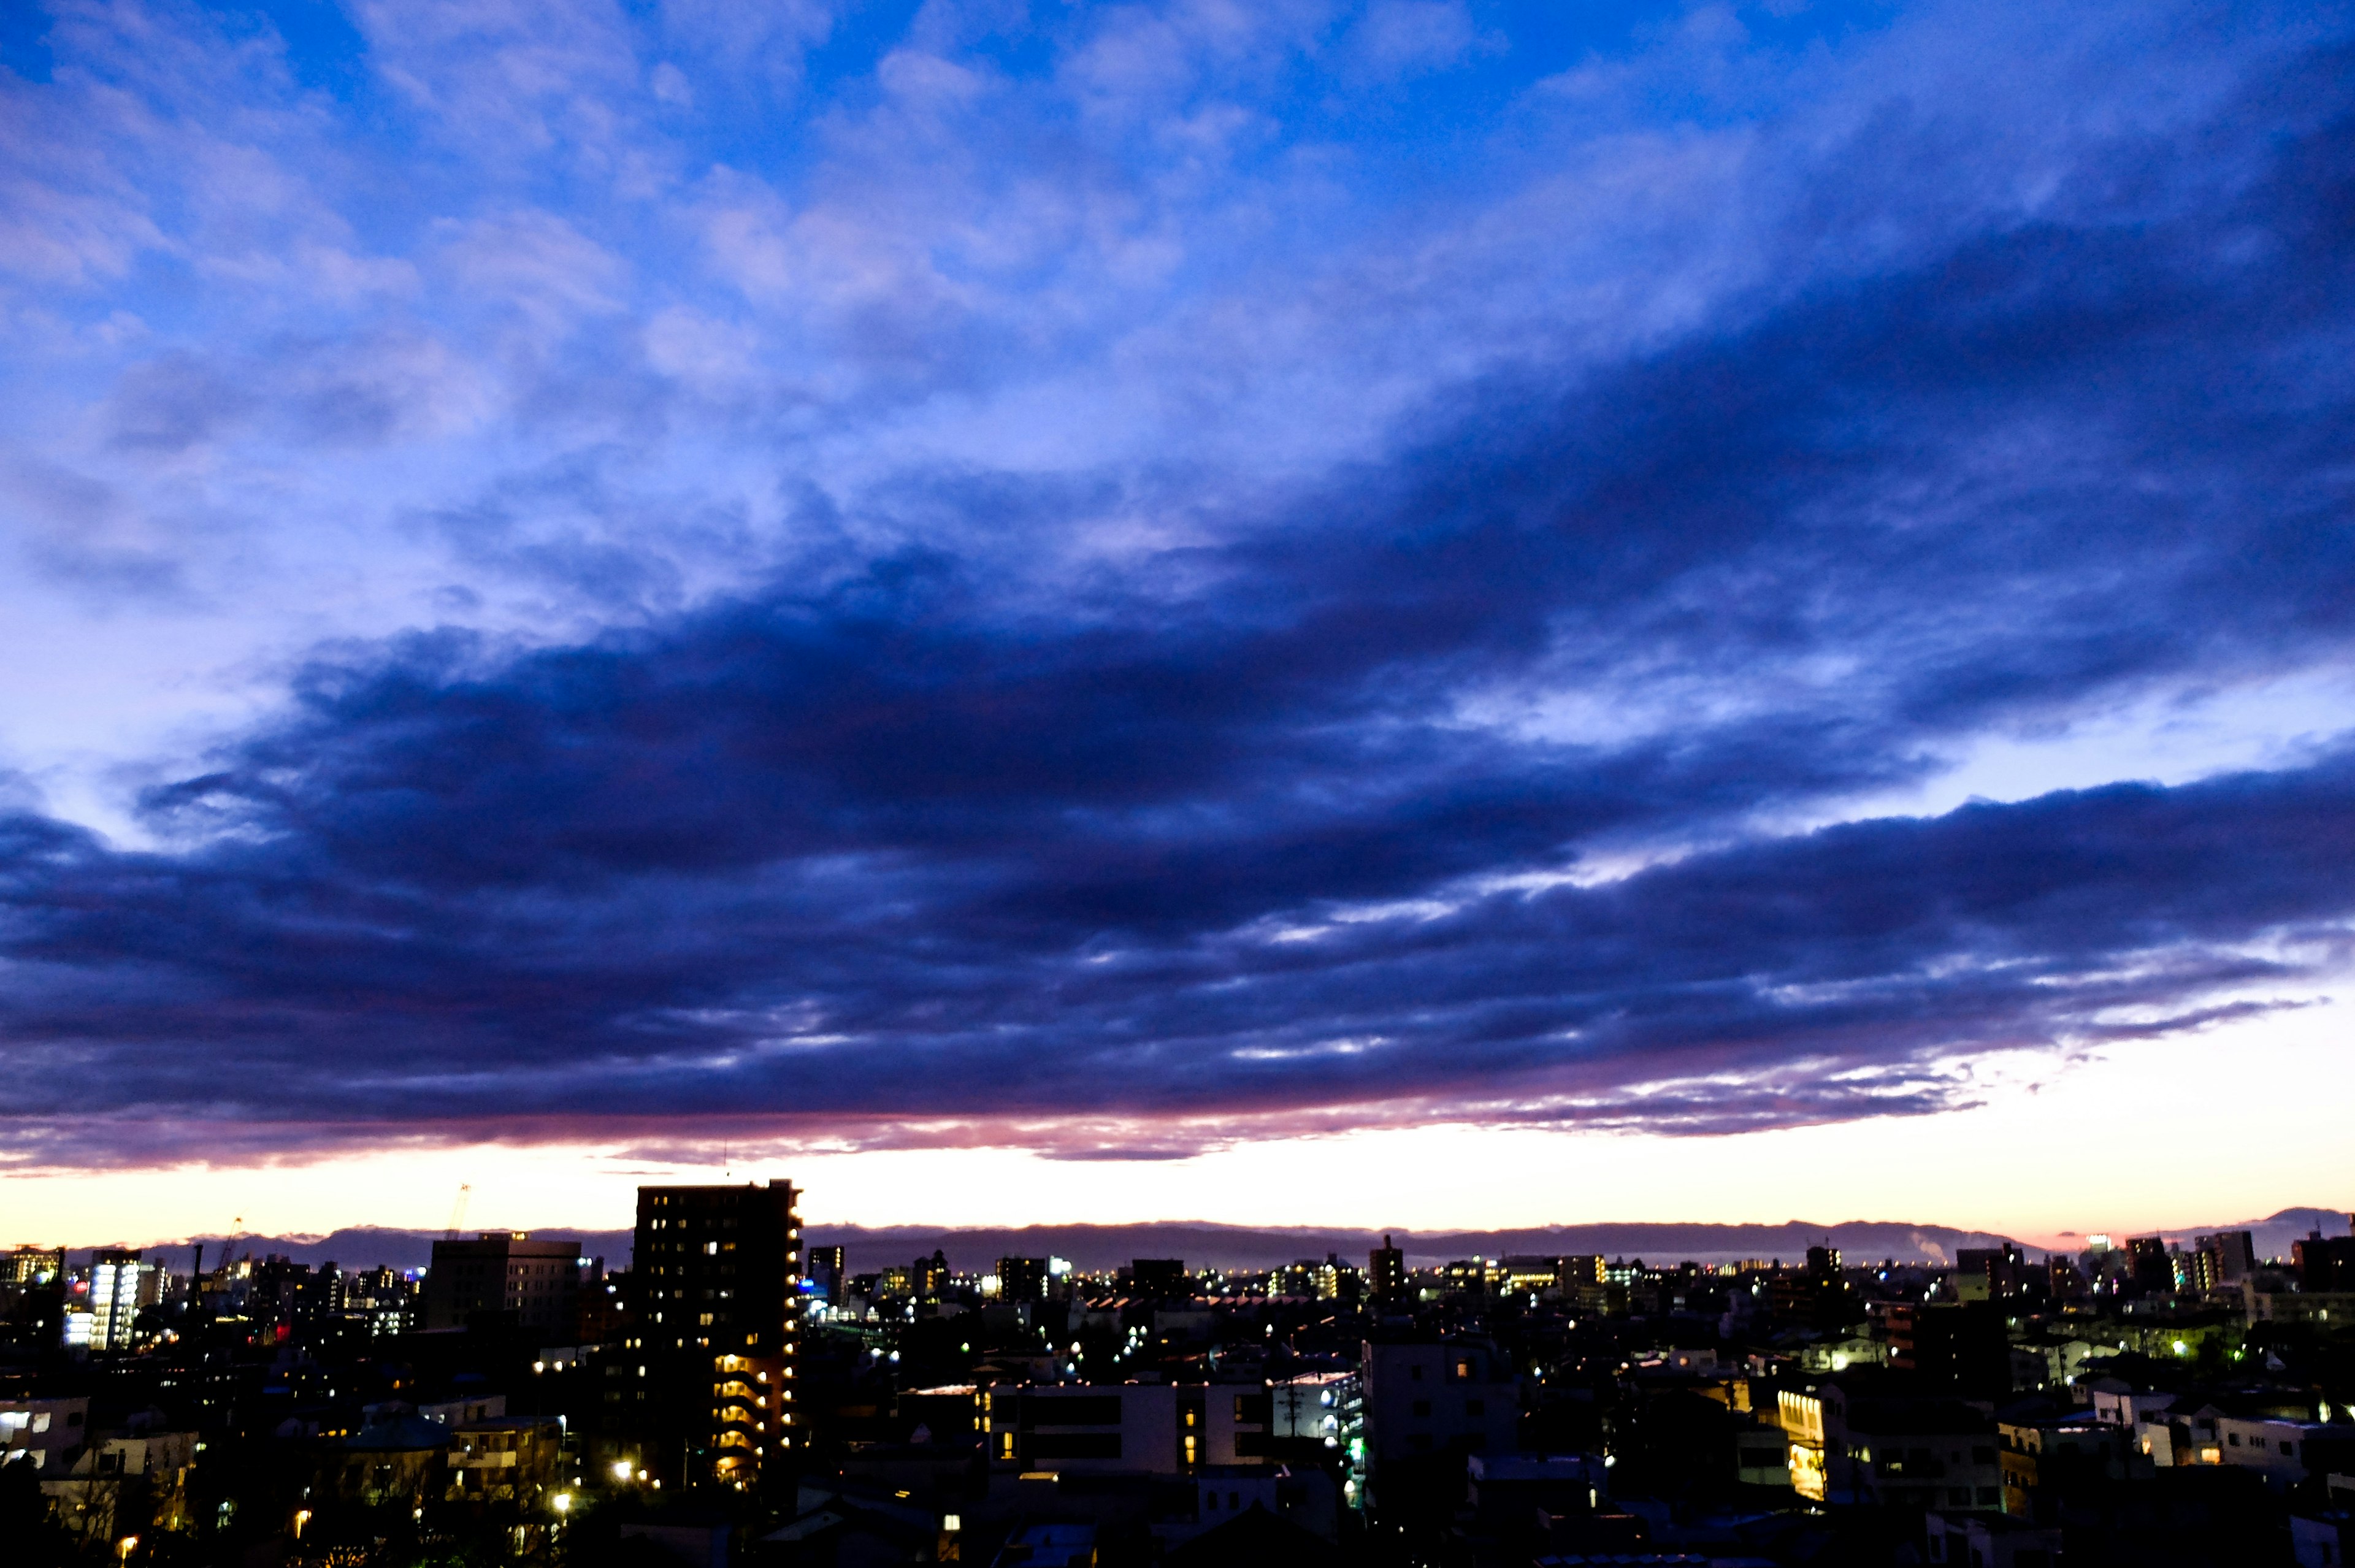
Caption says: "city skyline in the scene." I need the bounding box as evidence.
[6,0,2355,1239]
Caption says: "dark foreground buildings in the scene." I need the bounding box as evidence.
[10,1204,2355,1566]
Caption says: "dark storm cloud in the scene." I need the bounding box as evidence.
[3,25,2354,1161]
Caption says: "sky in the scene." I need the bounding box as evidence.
[3,0,2353,1250]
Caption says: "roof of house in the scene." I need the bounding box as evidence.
[342,1415,455,1452]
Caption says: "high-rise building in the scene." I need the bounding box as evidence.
[3,1247,64,1287]
[630,1180,802,1492]
[89,1250,163,1351]
[2191,1231,2256,1288]
[1313,1255,1363,1302]
[1886,1302,2009,1397]
[2124,1234,2176,1293]
[422,1233,583,1333]
[997,1256,1048,1301]
[806,1245,846,1304]
[1369,1236,1405,1301]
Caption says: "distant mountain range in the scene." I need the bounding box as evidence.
[75,1207,2351,1273]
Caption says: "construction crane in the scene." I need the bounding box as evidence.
[444,1184,472,1241]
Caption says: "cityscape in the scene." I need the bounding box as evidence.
[7,1196,2355,1564]
[7,1,2355,1566]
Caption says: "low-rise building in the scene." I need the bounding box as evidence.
[447,1414,565,1505]
[0,1396,89,1471]
[1999,1404,2132,1514]
[421,1231,583,1334]
[1360,1339,1518,1478]
[1801,1380,2004,1510]
[984,1380,1268,1472]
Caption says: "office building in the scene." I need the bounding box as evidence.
[421,1233,582,1333]
[630,1179,802,1491]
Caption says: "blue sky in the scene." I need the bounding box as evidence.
[3,0,2353,1237]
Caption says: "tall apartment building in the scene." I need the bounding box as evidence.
[2188,1230,2257,1290]
[421,1233,583,1333]
[3,1247,64,1287]
[1369,1237,1406,1301]
[996,1256,1048,1301]
[630,1180,802,1492]
[90,1250,164,1352]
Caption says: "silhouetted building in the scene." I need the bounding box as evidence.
[1131,1258,1188,1298]
[1359,1339,1519,1508]
[997,1256,1048,1301]
[421,1233,581,1333]
[1369,1236,1406,1301]
[630,1179,802,1491]
[2294,1220,2355,1293]
[1771,1246,1852,1329]
[1887,1302,2009,1397]
[2188,1231,2256,1291]
[806,1244,845,1303]
[2125,1234,2176,1293]
[1957,1243,2034,1300]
